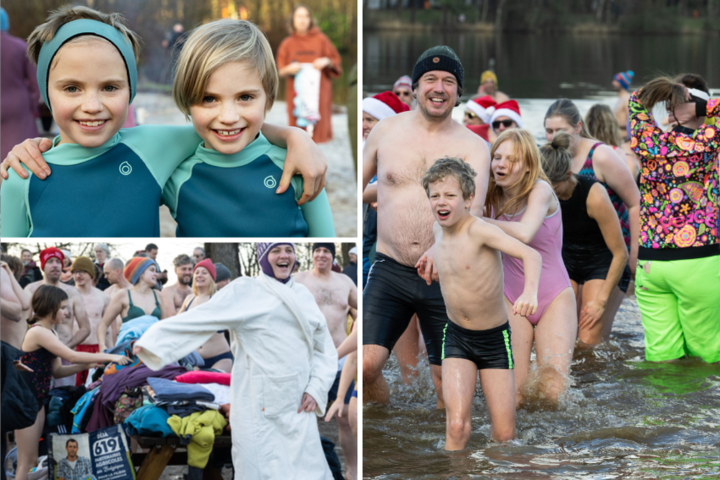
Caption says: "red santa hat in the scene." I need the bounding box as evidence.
[465,95,496,124]
[490,100,523,128]
[466,124,490,142]
[393,75,412,90]
[363,91,410,121]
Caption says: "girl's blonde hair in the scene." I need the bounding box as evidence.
[585,104,622,148]
[192,271,218,298]
[173,19,278,118]
[486,129,550,218]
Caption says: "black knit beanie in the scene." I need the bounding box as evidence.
[412,45,464,89]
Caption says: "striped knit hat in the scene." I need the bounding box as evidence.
[256,243,296,284]
[124,257,158,285]
[613,71,634,91]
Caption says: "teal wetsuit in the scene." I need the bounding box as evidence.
[1,125,200,237]
[162,133,335,237]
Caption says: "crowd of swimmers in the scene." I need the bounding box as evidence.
[362,44,719,450]
[1,242,359,479]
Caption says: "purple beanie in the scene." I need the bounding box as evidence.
[256,243,296,284]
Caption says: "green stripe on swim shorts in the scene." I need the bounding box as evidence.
[502,329,513,369]
[441,323,448,360]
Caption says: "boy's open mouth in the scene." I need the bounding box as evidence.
[213,128,245,141]
[437,209,451,220]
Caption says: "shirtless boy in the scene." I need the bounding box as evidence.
[71,256,111,385]
[161,254,194,316]
[420,157,541,449]
[363,45,490,406]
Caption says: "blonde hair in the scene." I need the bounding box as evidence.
[27,5,141,65]
[422,157,477,200]
[173,19,278,118]
[192,270,218,297]
[486,129,550,218]
[539,132,573,184]
[585,104,623,148]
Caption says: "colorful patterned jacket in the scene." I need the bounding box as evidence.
[629,92,720,260]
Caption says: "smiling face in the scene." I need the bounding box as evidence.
[48,37,129,147]
[416,71,458,121]
[312,246,333,272]
[22,251,33,264]
[544,115,581,147]
[362,112,379,140]
[176,263,193,286]
[193,266,212,289]
[140,264,157,287]
[428,176,473,228]
[189,60,267,155]
[268,245,296,280]
[492,139,528,190]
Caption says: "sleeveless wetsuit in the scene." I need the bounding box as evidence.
[579,142,631,247]
[1,125,201,237]
[122,290,162,323]
[560,175,628,292]
[20,325,57,410]
[162,133,335,237]
[500,190,571,325]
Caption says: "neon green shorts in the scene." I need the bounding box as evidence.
[635,255,720,363]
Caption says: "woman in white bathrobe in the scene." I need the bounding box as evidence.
[134,243,338,480]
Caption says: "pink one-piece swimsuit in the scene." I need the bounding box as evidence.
[499,198,571,325]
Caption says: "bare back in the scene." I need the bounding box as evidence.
[295,271,356,348]
[366,111,490,267]
[434,217,508,330]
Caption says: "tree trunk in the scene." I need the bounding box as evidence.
[411,0,417,23]
[340,243,353,267]
[204,243,242,279]
[495,0,508,31]
[482,0,490,23]
[596,0,607,21]
[443,2,448,26]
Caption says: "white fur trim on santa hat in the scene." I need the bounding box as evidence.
[490,108,523,129]
[466,102,493,123]
[363,97,397,121]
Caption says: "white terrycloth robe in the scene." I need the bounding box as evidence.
[136,274,337,480]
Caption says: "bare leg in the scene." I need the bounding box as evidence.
[478,369,516,442]
[533,287,577,406]
[442,358,477,450]
[15,406,45,480]
[363,345,391,404]
[348,397,358,436]
[431,364,444,409]
[578,280,620,346]
[337,404,357,480]
[393,315,421,384]
[505,296,535,408]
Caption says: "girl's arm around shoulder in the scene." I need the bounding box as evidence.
[484,181,555,244]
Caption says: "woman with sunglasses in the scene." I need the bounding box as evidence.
[463,95,496,126]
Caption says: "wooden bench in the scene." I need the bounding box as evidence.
[131,435,232,480]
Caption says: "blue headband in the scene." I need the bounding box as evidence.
[37,19,137,110]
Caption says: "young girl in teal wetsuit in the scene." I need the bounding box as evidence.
[163,19,335,237]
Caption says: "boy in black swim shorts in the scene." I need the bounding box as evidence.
[417,157,542,449]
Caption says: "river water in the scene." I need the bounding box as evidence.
[362,32,720,479]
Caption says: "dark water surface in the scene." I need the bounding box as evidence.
[363,298,720,479]
[364,32,720,100]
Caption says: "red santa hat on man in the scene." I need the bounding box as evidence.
[490,100,523,128]
[465,95,496,124]
[363,91,410,121]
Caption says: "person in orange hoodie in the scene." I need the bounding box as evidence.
[277,5,342,144]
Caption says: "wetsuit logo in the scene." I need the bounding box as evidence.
[119,161,132,176]
[264,175,277,189]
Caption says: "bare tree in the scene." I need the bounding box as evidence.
[205,243,241,279]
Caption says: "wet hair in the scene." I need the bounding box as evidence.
[539,132,574,184]
[544,98,594,139]
[675,73,709,94]
[26,5,141,65]
[486,129,550,218]
[173,254,193,268]
[637,76,687,112]
[288,4,315,33]
[66,439,78,447]
[29,285,68,325]
[1,254,24,281]
[422,157,477,200]
[411,80,464,107]
[585,104,622,148]
[173,19,277,118]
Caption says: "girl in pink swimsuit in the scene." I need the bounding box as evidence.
[484,129,578,408]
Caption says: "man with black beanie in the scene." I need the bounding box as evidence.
[362,45,490,408]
